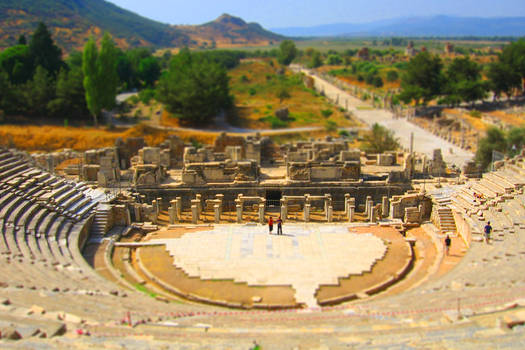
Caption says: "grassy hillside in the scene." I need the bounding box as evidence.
[228,59,360,130]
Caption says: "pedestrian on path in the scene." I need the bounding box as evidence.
[484,221,492,244]
[277,216,283,235]
[444,235,451,256]
[268,217,273,234]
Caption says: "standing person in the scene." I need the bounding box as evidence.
[277,216,283,235]
[268,217,273,234]
[484,221,492,244]
[444,235,451,256]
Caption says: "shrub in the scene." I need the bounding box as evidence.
[321,109,333,118]
[325,120,338,132]
[249,87,256,96]
[469,110,482,118]
[386,70,399,82]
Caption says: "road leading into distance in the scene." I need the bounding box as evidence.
[293,65,474,168]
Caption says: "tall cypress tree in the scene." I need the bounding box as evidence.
[28,22,63,78]
[82,33,118,126]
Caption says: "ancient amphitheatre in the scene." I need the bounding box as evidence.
[0,66,524,348]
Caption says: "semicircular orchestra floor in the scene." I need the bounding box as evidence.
[129,224,414,309]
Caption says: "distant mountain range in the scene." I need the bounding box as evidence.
[0,0,283,51]
[272,16,525,37]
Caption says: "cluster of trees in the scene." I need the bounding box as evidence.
[399,40,525,106]
[476,126,525,170]
[362,123,400,153]
[156,49,232,125]
[0,23,90,119]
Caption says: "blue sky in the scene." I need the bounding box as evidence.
[108,0,525,27]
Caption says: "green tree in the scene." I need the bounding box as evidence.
[486,61,521,100]
[325,54,342,65]
[24,66,55,116]
[386,70,399,82]
[506,127,525,157]
[278,40,297,66]
[398,52,444,105]
[48,66,89,119]
[0,45,33,84]
[28,22,64,78]
[17,35,27,45]
[499,39,525,90]
[307,50,323,68]
[276,86,291,103]
[443,56,487,106]
[156,49,232,125]
[475,127,507,170]
[138,56,161,87]
[362,123,400,153]
[82,34,119,126]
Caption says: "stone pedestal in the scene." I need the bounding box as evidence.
[258,204,265,224]
[304,204,311,222]
[327,206,333,223]
[348,205,355,222]
[382,196,389,218]
[191,205,198,224]
[214,204,220,223]
[281,204,288,221]
[168,206,176,224]
[236,205,242,223]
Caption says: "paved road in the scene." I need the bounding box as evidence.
[295,66,474,168]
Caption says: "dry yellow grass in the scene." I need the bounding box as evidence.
[0,124,221,152]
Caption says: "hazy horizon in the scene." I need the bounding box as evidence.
[107,0,525,28]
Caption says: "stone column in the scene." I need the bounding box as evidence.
[151,200,158,216]
[369,206,376,223]
[170,200,178,222]
[236,204,242,223]
[191,200,200,221]
[327,206,333,223]
[196,194,202,213]
[258,204,265,224]
[214,204,220,223]
[191,205,198,224]
[281,203,288,221]
[365,196,372,215]
[134,205,142,222]
[348,205,355,222]
[175,197,182,218]
[304,204,311,222]
[324,194,331,215]
[168,205,176,224]
[216,194,224,212]
[382,196,389,218]
[344,194,351,215]
[156,197,162,214]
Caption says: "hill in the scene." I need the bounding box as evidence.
[272,15,525,37]
[176,14,284,48]
[0,1,282,51]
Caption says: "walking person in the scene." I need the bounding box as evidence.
[268,217,273,234]
[484,221,492,244]
[277,216,283,235]
[444,235,451,256]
